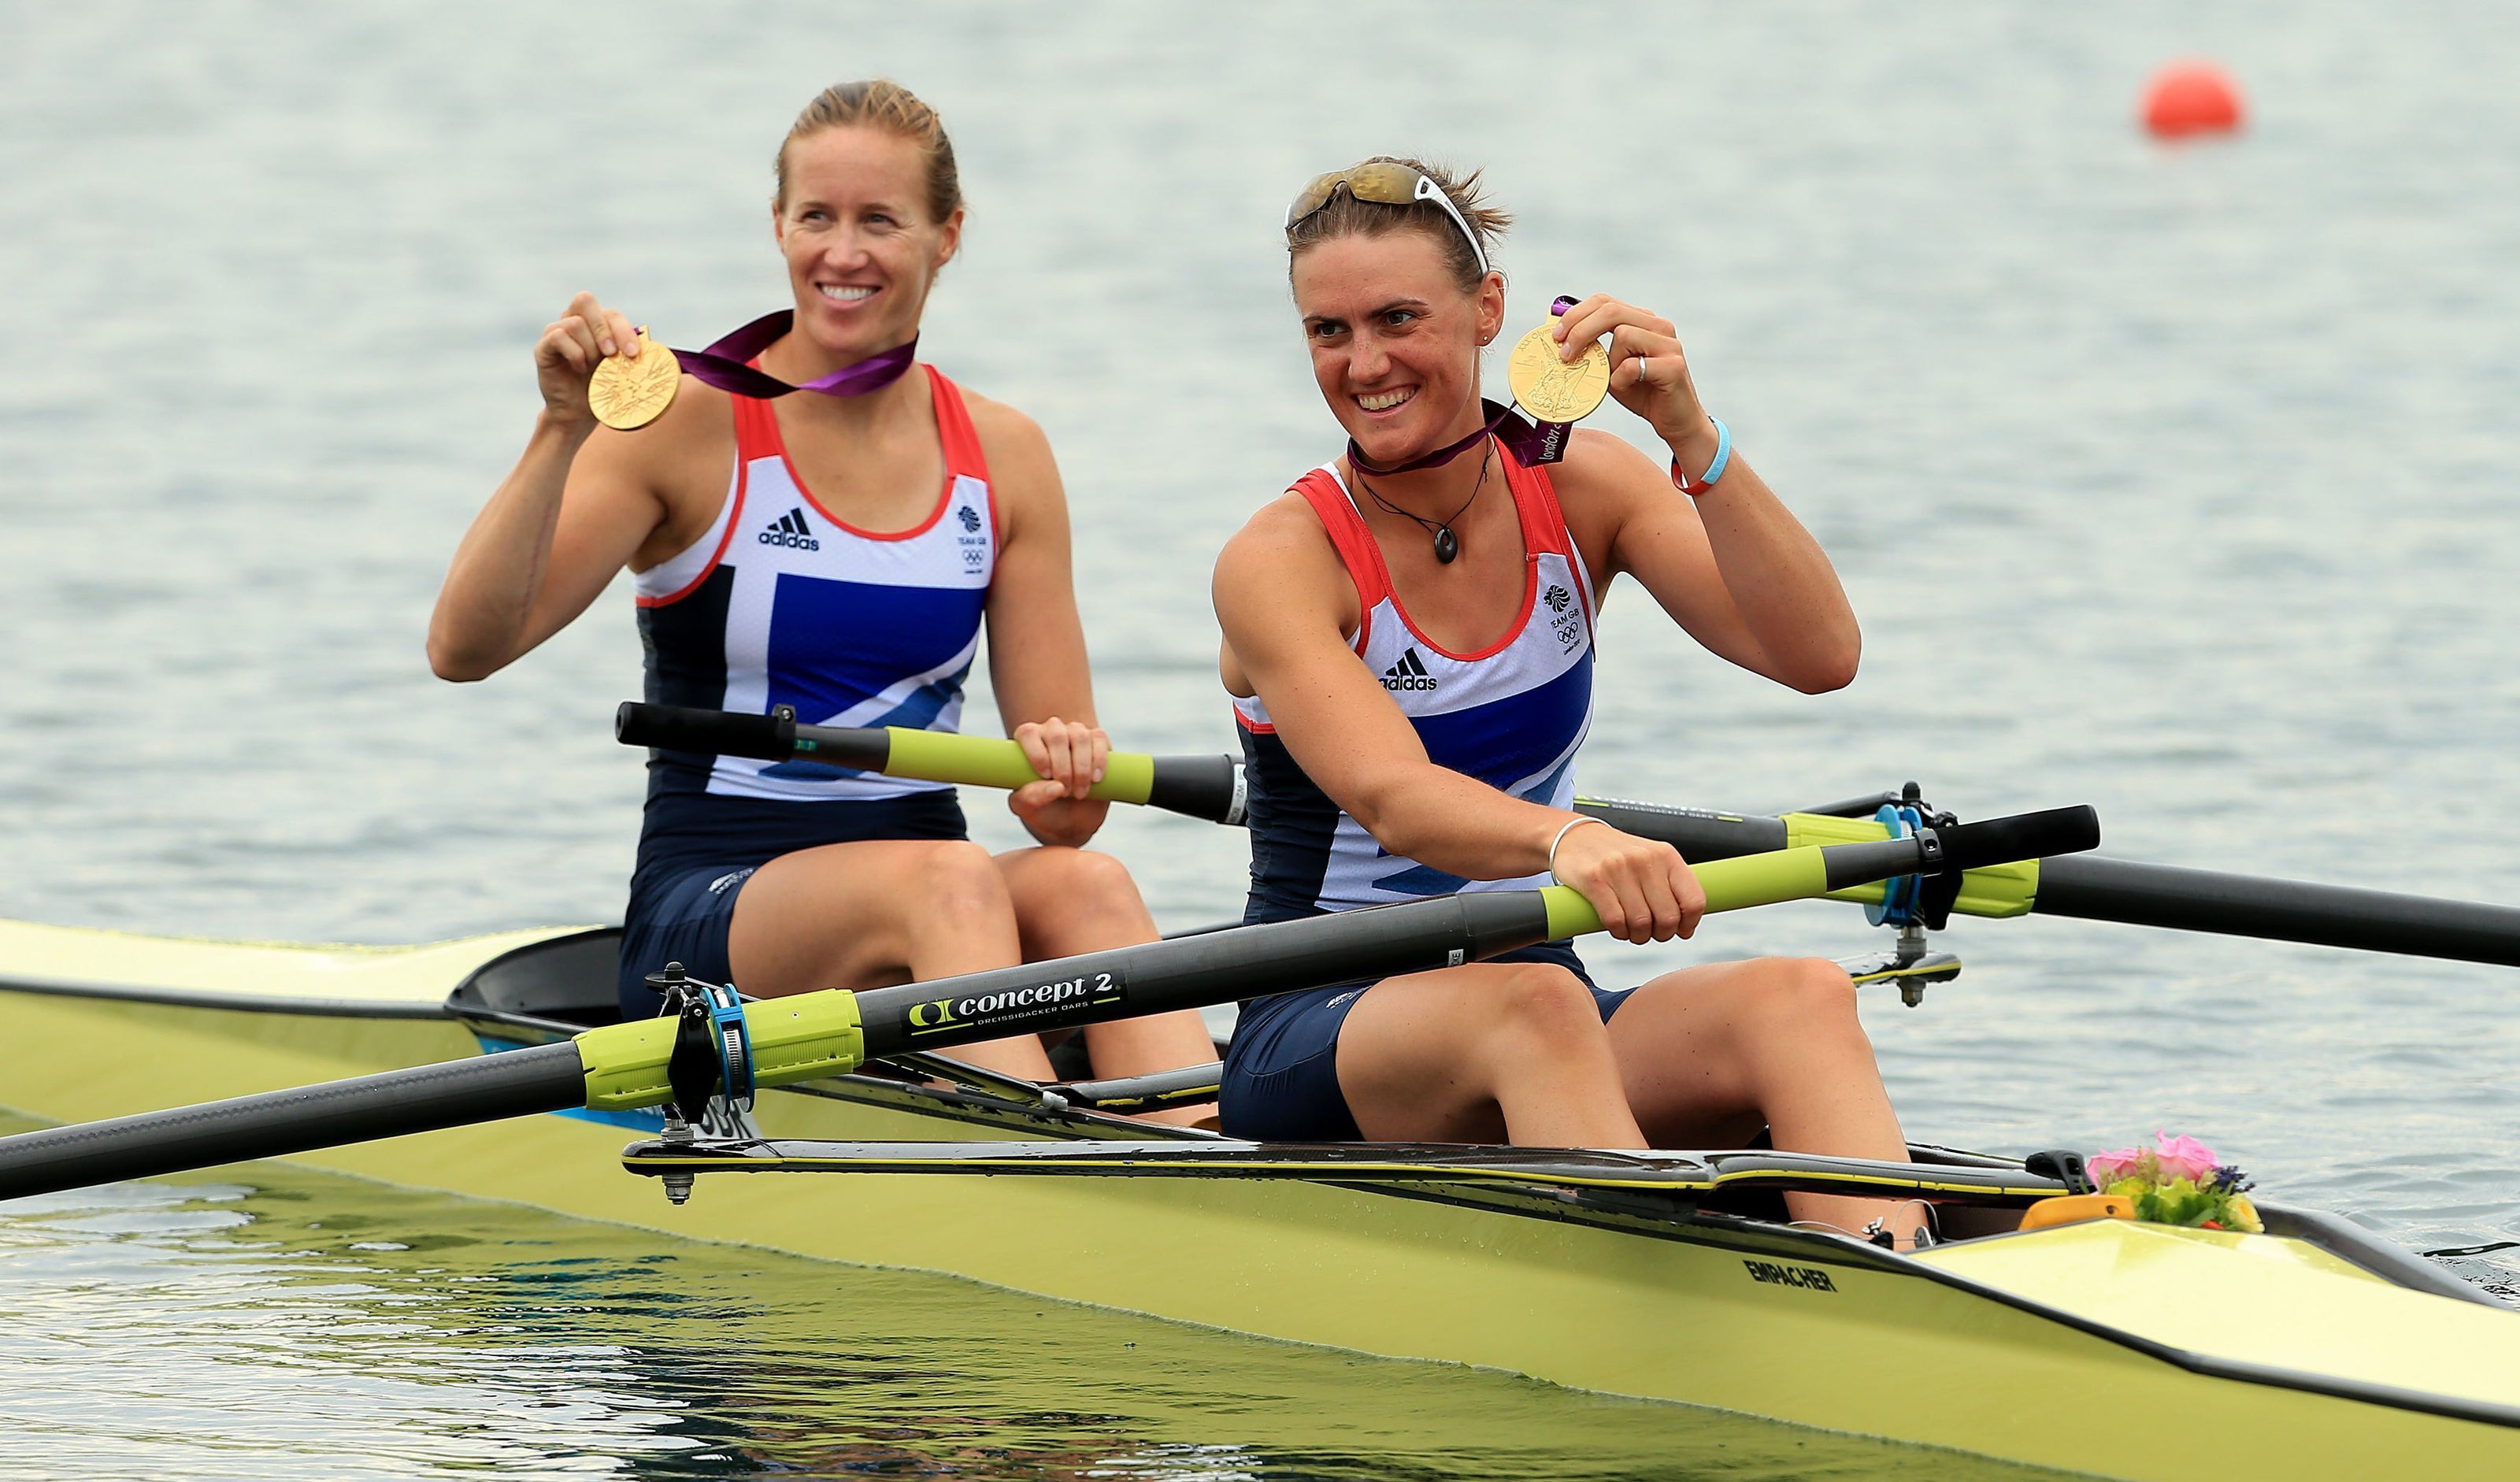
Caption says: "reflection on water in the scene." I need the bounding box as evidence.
[0,1155,2072,1481]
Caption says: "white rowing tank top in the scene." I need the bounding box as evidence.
[633,366,998,806]
[1234,441,1597,917]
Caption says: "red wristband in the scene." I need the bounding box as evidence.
[1669,417,1733,498]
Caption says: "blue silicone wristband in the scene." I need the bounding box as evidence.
[1670,417,1732,495]
[1699,417,1732,489]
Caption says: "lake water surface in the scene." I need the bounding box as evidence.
[2,2,2516,1476]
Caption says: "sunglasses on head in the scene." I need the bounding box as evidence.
[1285,161,1492,279]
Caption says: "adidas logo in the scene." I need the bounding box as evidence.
[758,507,821,550]
[1380,648,1438,693]
[957,505,984,534]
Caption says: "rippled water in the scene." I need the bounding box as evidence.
[3,0,2518,1473]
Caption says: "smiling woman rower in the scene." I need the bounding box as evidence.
[428,80,1213,1104]
[1214,158,1930,1239]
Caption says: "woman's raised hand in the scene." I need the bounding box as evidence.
[1008,716,1112,847]
[1546,816,1706,944]
[536,291,643,426]
[1552,293,1718,461]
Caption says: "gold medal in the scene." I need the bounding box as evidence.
[589,329,682,431]
[1506,319,1611,425]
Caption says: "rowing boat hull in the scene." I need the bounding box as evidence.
[2,917,2514,1480]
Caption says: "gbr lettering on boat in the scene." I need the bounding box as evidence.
[903,969,1128,1036]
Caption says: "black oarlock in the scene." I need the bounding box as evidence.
[647,962,754,1121]
[641,962,760,1206]
[2023,1150,2096,1196]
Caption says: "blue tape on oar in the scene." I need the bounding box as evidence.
[703,983,754,1112]
[1866,802,1927,928]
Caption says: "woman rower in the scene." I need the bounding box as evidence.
[428,80,1214,1106]
[1214,158,1930,1240]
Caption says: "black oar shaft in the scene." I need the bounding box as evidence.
[851,892,1558,1058]
[1573,798,1787,861]
[0,1043,587,1203]
[843,806,2100,1061]
[2034,855,2520,968]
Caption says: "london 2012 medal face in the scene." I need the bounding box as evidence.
[589,330,682,430]
[1506,320,1610,424]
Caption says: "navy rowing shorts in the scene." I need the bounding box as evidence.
[616,862,761,1017]
[1217,938,1634,1142]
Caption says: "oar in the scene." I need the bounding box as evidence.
[615,702,1247,824]
[611,703,2040,912]
[1574,795,2520,968]
[0,805,2099,1202]
[621,702,2520,965]
[1569,796,2036,922]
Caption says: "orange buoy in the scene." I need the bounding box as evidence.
[2143,61,2244,138]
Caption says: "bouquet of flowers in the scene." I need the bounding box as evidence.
[2088,1132,2263,1233]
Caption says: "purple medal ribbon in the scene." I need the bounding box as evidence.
[669,310,919,399]
[1347,399,1566,476]
[1346,295,1585,475]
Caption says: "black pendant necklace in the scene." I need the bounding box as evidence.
[1358,450,1491,565]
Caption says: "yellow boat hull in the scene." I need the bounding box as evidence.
[2,916,2514,1480]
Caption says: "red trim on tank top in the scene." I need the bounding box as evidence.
[635,435,750,609]
[1232,704,1277,735]
[741,360,971,543]
[1291,469,1383,655]
[1509,450,1595,633]
[1303,443,1566,664]
[925,366,1000,544]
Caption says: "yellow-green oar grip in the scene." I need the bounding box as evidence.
[1781,811,2041,918]
[1540,884,1601,939]
[747,989,866,1086]
[576,1016,679,1113]
[881,728,1157,804]
[1698,846,1835,913]
[1540,846,1836,940]
[575,987,869,1112]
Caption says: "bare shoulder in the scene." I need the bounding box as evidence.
[1541,428,1681,565]
[1547,427,1665,507]
[1214,491,1351,628]
[955,384,1056,476]
[1219,491,1337,573]
[579,372,733,507]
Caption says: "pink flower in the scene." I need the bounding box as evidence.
[2152,1132,2220,1184]
[2088,1147,2144,1184]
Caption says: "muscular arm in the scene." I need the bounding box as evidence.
[428,295,697,682]
[1218,495,1703,943]
[973,398,1110,847]
[426,414,669,680]
[1215,501,1567,880]
[1562,428,1858,695]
